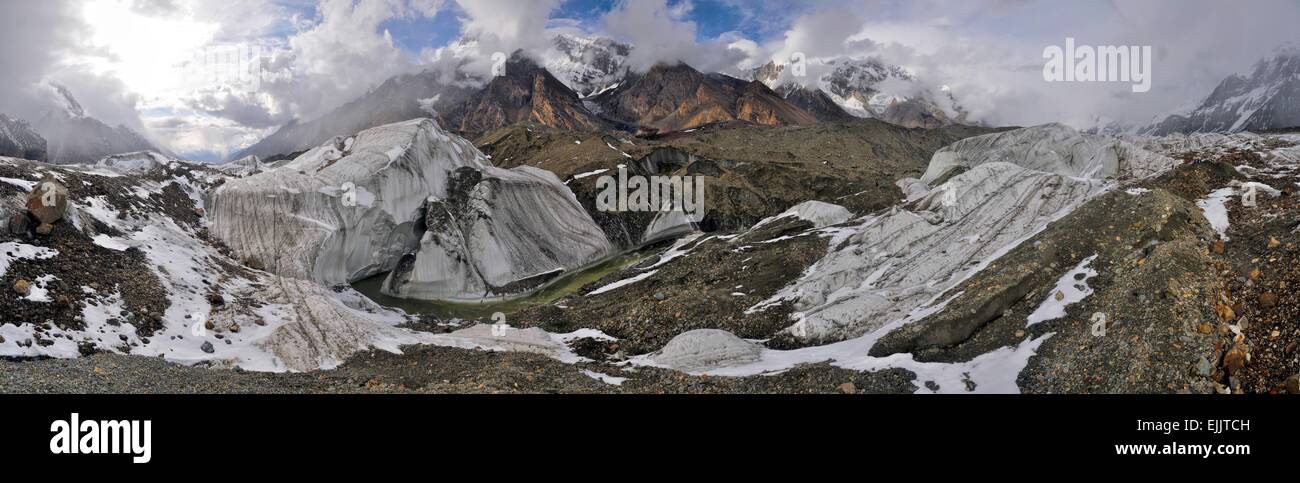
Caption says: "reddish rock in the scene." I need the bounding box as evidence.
[1259,292,1278,309]
[1224,341,1249,376]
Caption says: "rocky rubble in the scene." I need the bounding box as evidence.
[1171,134,1300,393]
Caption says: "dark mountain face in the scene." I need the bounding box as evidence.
[775,84,856,122]
[589,62,819,133]
[234,70,477,160]
[1147,50,1300,134]
[0,113,48,161]
[441,54,610,137]
[234,46,955,161]
[36,113,156,165]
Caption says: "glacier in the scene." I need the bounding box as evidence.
[751,123,1176,343]
[209,118,613,301]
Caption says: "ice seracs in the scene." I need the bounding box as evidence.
[209,118,613,302]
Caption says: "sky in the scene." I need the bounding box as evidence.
[1,0,1298,161]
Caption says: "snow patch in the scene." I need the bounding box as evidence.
[588,270,658,296]
[1197,187,1235,239]
[1026,255,1099,326]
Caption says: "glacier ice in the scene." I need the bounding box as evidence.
[753,124,1175,343]
[646,329,763,372]
[209,118,613,301]
[920,123,1174,183]
[751,200,853,230]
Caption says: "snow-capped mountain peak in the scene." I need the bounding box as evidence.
[745,56,963,129]
[546,33,632,98]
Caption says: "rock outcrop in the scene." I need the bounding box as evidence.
[442,54,610,137]
[589,62,819,133]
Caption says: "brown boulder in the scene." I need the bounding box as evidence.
[25,176,68,235]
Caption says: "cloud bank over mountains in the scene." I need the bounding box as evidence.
[2,0,1298,160]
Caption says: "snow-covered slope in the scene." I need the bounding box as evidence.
[1146,48,1300,134]
[546,33,631,98]
[751,124,1175,343]
[209,118,613,301]
[749,58,964,129]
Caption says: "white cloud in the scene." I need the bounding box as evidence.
[0,1,146,129]
[602,0,749,73]
[8,0,1300,160]
[148,0,449,157]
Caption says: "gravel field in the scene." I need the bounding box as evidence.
[0,345,916,394]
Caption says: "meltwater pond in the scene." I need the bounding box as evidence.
[351,250,655,320]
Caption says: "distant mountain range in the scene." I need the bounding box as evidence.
[232,70,478,161]
[587,61,825,134]
[749,58,967,129]
[233,35,1300,163]
[1145,48,1300,135]
[235,35,961,161]
[9,35,1298,166]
